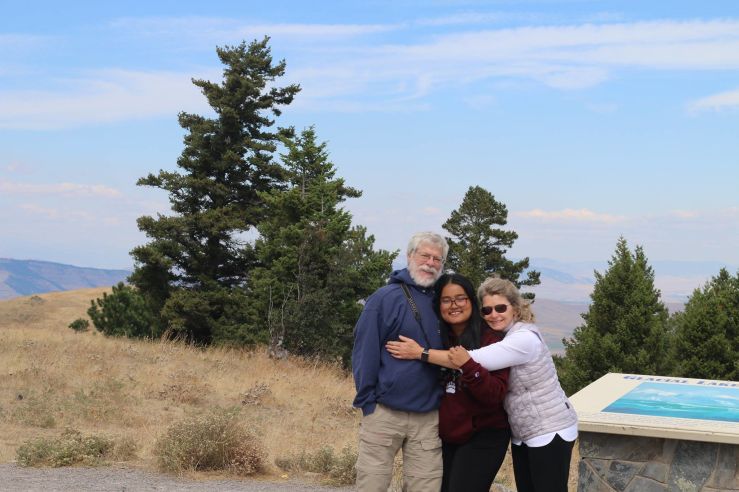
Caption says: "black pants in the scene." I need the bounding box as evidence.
[511,434,575,492]
[441,427,511,492]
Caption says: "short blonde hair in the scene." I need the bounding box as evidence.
[477,276,535,323]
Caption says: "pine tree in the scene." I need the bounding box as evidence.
[670,268,739,380]
[442,186,540,296]
[127,38,300,343]
[558,237,669,395]
[248,127,396,363]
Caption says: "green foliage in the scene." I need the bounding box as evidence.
[16,428,116,467]
[68,318,89,332]
[275,444,357,485]
[248,127,396,364]
[558,237,669,395]
[154,407,265,476]
[160,285,264,345]
[128,37,300,343]
[670,268,739,380]
[442,186,540,297]
[87,282,159,338]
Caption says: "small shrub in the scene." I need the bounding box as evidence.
[16,428,115,467]
[154,407,265,476]
[88,282,159,338]
[275,445,357,485]
[68,318,90,332]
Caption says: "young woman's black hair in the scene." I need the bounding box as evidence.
[432,273,484,350]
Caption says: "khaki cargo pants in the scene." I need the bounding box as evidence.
[356,404,442,492]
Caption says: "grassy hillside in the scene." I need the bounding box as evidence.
[0,288,362,479]
[0,288,582,490]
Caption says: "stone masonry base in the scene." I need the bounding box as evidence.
[577,431,738,491]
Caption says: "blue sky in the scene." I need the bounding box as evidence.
[2,0,738,276]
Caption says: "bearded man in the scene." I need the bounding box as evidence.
[352,231,448,492]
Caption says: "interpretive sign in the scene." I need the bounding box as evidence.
[569,373,739,444]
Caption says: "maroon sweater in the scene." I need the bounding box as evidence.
[438,328,510,444]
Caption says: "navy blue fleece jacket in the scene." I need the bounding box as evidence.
[352,268,443,416]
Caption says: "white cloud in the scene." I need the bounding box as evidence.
[688,87,739,112]
[515,208,626,223]
[0,179,122,198]
[288,18,739,104]
[670,210,701,219]
[18,203,97,221]
[5,17,739,126]
[0,69,212,130]
[110,17,397,44]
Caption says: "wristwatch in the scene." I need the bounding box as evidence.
[421,348,430,362]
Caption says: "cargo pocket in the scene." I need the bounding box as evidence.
[357,430,396,474]
[405,437,442,477]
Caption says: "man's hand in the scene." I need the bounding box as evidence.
[448,346,471,368]
[386,335,423,360]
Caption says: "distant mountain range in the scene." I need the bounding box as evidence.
[0,258,130,300]
[526,257,736,305]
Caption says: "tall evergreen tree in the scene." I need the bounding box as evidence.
[248,127,396,363]
[127,38,300,343]
[557,237,669,395]
[669,268,739,380]
[442,185,540,295]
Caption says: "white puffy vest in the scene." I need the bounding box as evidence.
[503,322,578,441]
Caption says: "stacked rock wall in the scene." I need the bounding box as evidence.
[577,432,738,491]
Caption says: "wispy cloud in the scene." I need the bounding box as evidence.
[670,209,701,219]
[687,87,739,112]
[515,208,626,223]
[110,16,398,44]
[18,203,90,220]
[0,179,122,198]
[5,17,739,127]
[0,69,211,130]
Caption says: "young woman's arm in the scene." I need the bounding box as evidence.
[462,330,539,371]
[385,335,459,369]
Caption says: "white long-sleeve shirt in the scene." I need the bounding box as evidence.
[468,328,578,447]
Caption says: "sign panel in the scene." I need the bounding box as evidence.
[569,373,739,444]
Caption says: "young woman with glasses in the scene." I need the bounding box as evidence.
[387,276,578,492]
[389,273,510,492]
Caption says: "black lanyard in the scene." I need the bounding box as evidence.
[400,283,432,348]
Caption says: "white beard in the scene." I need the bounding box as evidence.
[408,264,441,287]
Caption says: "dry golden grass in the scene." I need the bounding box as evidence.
[0,288,359,479]
[0,287,578,490]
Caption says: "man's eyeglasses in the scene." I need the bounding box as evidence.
[416,252,444,264]
[440,296,468,307]
[481,304,510,315]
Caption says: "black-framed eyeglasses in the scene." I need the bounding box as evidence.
[481,304,510,315]
[440,295,468,306]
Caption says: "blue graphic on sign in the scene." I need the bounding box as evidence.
[603,382,739,423]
